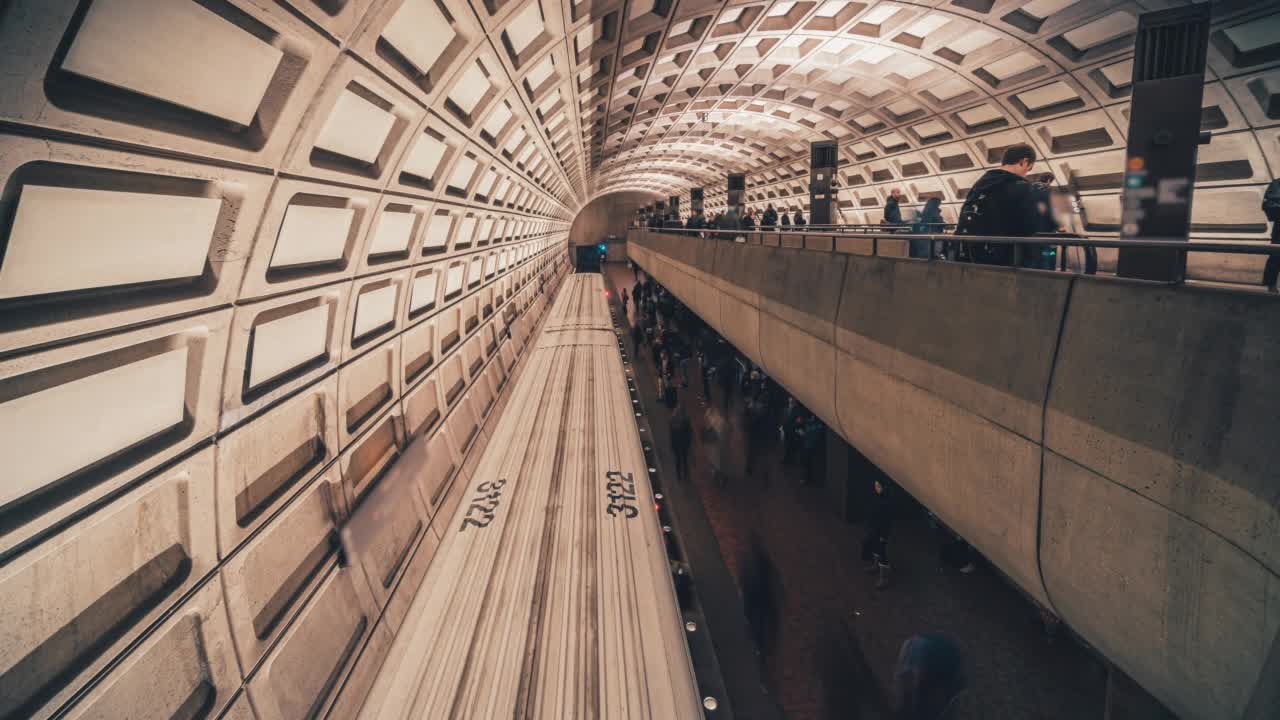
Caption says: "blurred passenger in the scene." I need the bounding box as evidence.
[781,397,803,465]
[954,144,1040,266]
[669,399,693,482]
[910,197,944,259]
[792,209,806,227]
[740,531,780,661]
[883,188,905,226]
[703,405,727,488]
[781,212,791,228]
[1263,178,1280,293]
[800,414,825,486]
[892,634,965,720]
[861,480,895,590]
[742,210,757,230]
[744,395,772,481]
[717,354,737,409]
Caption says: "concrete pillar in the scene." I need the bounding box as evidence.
[809,140,837,226]
[825,433,889,525]
[1104,665,1176,720]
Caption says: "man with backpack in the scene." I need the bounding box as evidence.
[954,145,1043,266]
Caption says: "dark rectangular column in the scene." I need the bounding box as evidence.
[726,173,745,228]
[1116,5,1211,281]
[668,194,681,222]
[810,140,838,226]
[690,188,704,215]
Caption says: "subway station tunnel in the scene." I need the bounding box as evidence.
[0,1,1278,719]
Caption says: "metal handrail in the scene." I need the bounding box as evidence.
[633,227,1280,256]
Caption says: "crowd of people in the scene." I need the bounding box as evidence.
[620,264,986,718]
[641,143,1280,291]
[645,205,807,232]
[624,266,829,497]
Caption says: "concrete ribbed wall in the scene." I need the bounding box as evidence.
[628,229,1280,720]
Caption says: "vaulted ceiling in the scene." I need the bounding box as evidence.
[415,0,1277,224]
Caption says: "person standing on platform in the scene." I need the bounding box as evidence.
[883,188,905,227]
[699,347,714,403]
[954,144,1041,266]
[704,405,727,488]
[1262,178,1280,293]
[800,414,825,486]
[910,197,945,259]
[670,399,693,483]
[762,204,779,229]
[717,354,736,409]
[781,212,791,228]
[781,397,803,466]
[862,480,896,590]
[744,395,771,482]
[792,209,806,227]
[620,287,629,317]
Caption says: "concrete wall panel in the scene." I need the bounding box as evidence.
[340,438,432,615]
[214,376,340,558]
[60,579,240,720]
[1040,451,1280,720]
[833,351,1048,606]
[221,285,351,432]
[1047,279,1280,576]
[0,5,572,708]
[0,447,217,719]
[837,257,1068,443]
[238,178,378,303]
[281,54,424,192]
[0,0,337,169]
[339,404,407,507]
[221,469,344,671]
[245,559,380,720]
[0,136,268,356]
[759,313,838,429]
[338,338,402,448]
[0,311,230,556]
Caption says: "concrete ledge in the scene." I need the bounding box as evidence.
[836,256,1069,442]
[628,229,1280,720]
[834,350,1049,607]
[1040,450,1280,720]
[1047,278,1280,576]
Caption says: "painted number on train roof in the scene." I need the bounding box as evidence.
[460,478,507,531]
[605,470,638,519]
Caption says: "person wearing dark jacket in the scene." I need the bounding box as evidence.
[1262,178,1280,293]
[687,209,706,231]
[762,204,779,229]
[883,189,905,227]
[861,480,895,589]
[781,213,791,228]
[954,144,1041,266]
[669,399,693,482]
[792,209,806,226]
[741,211,756,230]
[910,197,944,258]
